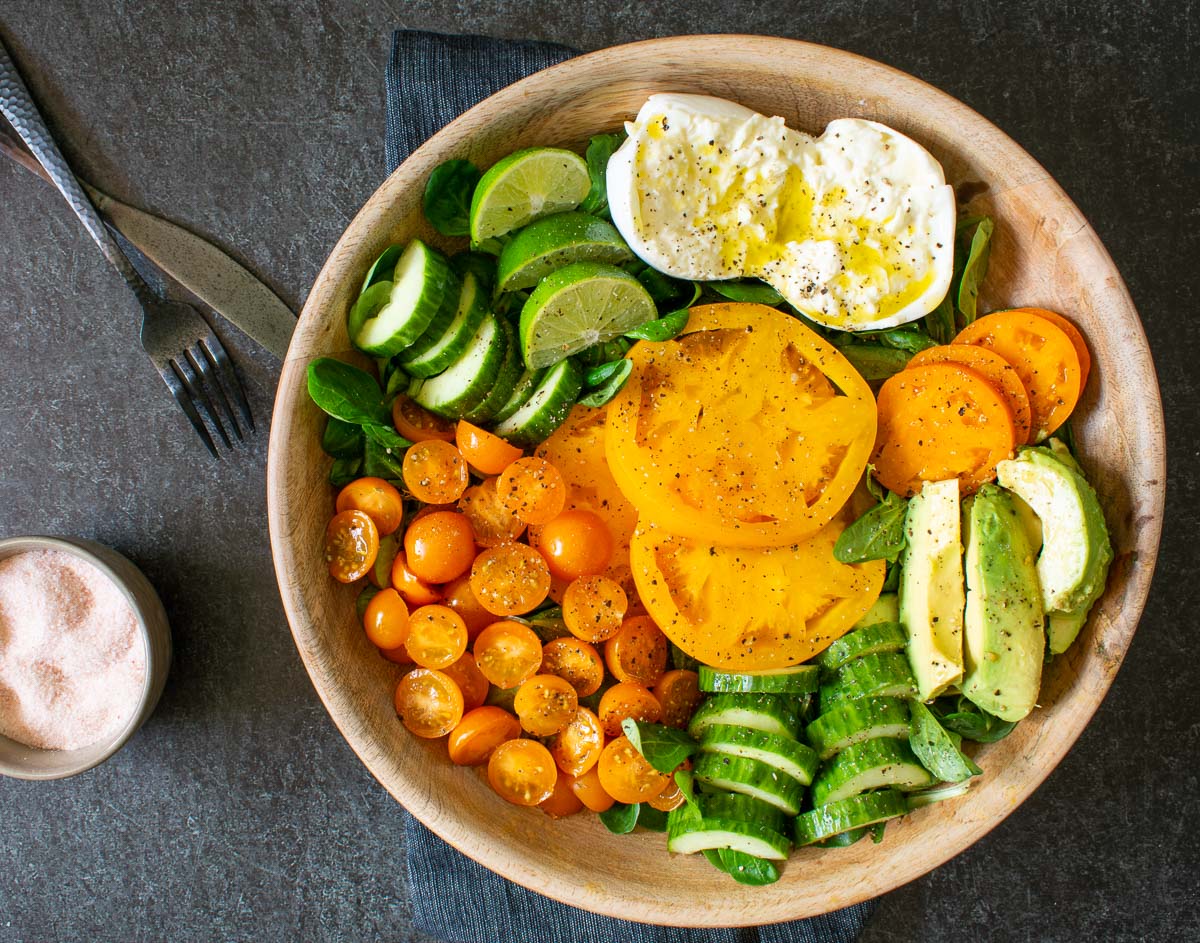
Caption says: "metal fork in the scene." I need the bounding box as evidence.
[0,39,252,457]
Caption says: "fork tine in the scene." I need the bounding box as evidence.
[162,360,219,458]
[202,333,254,432]
[176,352,232,450]
[188,341,242,441]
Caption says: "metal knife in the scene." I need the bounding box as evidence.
[0,127,296,361]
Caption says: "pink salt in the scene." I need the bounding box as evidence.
[0,549,146,751]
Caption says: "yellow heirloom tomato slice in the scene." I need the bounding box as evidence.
[605,303,876,547]
[629,510,885,670]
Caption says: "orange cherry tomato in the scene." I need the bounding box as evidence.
[549,707,605,777]
[335,477,405,536]
[440,652,491,711]
[325,509,379,583]
[653,669,703,729]
[394,668,464,738]
[604,616,669,686]
[536,510,614,581]
[569,764,615,812]
[363,587,410,650]
[513,674,579,737]
[498,457,568,525]
[598,681,663,737]
[441,574,495,641]
[473,621,543,689]
[487,738,557,806]
[539,773,585,818]
[380,644,414,665]
[648,778,686,812]
[402,439,470,505]
[540,637,605,697]
[597,734,669,805]
[404,511,476,583]
[447,706,521,765]
[456,420,524,476]
[469,543,552,616]
[392,395,456,442]
[561,575,628,643]
[405,605,468,670]
[390,552,443,607]
[457,477,527,548]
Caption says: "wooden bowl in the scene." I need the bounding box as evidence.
[267,36,1164,925]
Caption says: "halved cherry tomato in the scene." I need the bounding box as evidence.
[402,439,470,505]
[562,575,628,643]
[404,511,476,583]
[538,773,584,818]
[441,575,495,641]
[604,616,668,686]
[392,395,456,442]
[569,765,615,812]
[336,477,404,536]
[513,674,579,737]
[549,707,605,777]
[394,668,464,738]
[597,734,668,804]
[537,510,614,581]
[540,637,605,697]
[380,644,414,665]
[363,587,410,651]
[440,652,490,712]
[456,420,523,476]
[405,605,468,670]
[391,552,443,607]
[469,543,551,616]
[473,621,543,689]
[653,669,703,729]
[325,509,379,583]
[447,706,520,765]
[487,738,557,806]
[598,681,662,737]
[647,778,686,812]
[498,457,568,525]
[457,477,527,548]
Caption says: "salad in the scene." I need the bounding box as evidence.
[305,93,1113,885]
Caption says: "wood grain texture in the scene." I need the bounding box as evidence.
[266,36,1165,926]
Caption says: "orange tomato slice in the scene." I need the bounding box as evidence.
[629,509,884,670]
[908,344,1033,445]
[605,303,876,547]
[1000,306,1091,390]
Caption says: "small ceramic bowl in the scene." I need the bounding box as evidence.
[0,536,171,780]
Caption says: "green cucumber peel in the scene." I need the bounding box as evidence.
[579,132,625,217]
[423,159,482,237]
[579,359,632,407]
[623,719,698,774]
[908,700,983,783]
[598,801,639,834]
[834,490,908,564]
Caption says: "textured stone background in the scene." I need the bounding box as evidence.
[0,1,1196,941]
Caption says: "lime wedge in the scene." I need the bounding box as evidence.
[518,262,656,369]
[469,148,590,251]
[497,211,634,293]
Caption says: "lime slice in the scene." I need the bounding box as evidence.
[496,211,634,293]
[469,148,590,251]
[518,261,656,369]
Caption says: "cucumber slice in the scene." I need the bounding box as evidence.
[399,271,489,377]
[409,314,507,418]
[666,801,791,860]
[354,240,460,357]
[906,779,974,810]
[348,280,393,343]
[804,697,912,761]
[810,737,934,806]
[819,652,917,713]
[464,319,524,423]
[692,754,805,815]
[687,693,803,741]
[492,358,582,447]
[696,790,789,834]
[698,664,819,695]
[794,790,908,846]
[490,368,545,424]
[814,623,907,675]
[699,724,820,786]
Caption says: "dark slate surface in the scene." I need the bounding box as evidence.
[0,2,1196,940]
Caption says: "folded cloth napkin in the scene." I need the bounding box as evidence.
[386,28,879,943]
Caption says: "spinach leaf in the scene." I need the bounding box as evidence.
[841,344,910,381]
[715,849,780,886]
[674,769,699,805]
[363,423,412,452]
[670,642,700,673]
[625,306,691,342]
[924,293,956,345]
[627,261,693,308]
[362,438,405,481]
[881,561,901,593]
[909,700,982,782]
[708,279,783,306]
[932,696,1017,743]
[329,456,363,488]
[527,607,573,643]
[636,804,669,832]
[870,822,887,844]
[307,358,390,426]
[861,325,937,354]
[1055,420,1077,457]
[623,719,698,773]
[577,337,633,366]
[956,216,994,326]
[322,417,364,459]
[579,359,632,407]
[361,245,403,292]
[703,849,728,871]
[864,464,885,503]
[579,132,625,217]
[584,359,628,388]
[422,159,481,237]
[833,491,908,564]
[355,585,381,621]
[598,801,640,834]
[450,250,497,295]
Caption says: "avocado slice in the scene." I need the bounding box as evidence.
[853,592,899,629]
[898,479,964,701]
[961,485,1046,722]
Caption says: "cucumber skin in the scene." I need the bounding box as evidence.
[410,315,506,419]
[464,319,524,423]
[699,724,820,785]
[793,790,908,846]
[814,623,908,676]
[809,736,933,806]
[491,368,545,425]
[492,359,583,448]
[804,697,912,761]
[819,652,917,714]
[695,790,789,834]
[698,665,820,695]
[355,240,459,358]
[666,804,791,860]
[400,272,489,377]
[687,693,804,741]
[692,753,806,816]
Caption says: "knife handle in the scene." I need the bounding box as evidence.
[0,37,153,305]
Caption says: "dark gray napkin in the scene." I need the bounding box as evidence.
[386,28,878,943]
